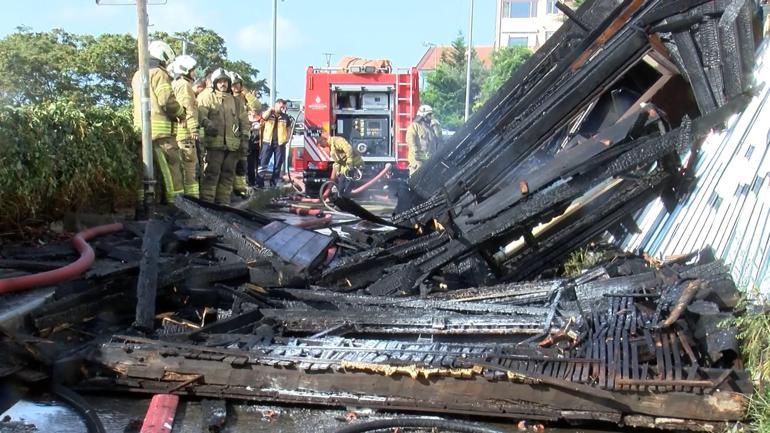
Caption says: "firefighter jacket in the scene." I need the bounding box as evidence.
[406,118,437,164]
[261,109,291,146]
[235,90,262,113]
[132,67,184,140]
[196,88,250,152]
[328,136,363,176]
[171,76,199,142]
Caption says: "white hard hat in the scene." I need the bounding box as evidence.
[227,71,243,85]
[170,54,197,77]
[417,105,433,116]
[210,67,231,88]
[148,40,175,64]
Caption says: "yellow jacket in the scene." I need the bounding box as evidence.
[131,67,184,139]
[197,89,250,151]
[329,136,363,176]
[261,109,291,145]
[171,76,199,142]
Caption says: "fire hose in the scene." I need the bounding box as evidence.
[0,223,124,294]
[319,163,392,212]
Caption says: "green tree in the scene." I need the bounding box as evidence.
[79,33,137,105]
[152,28,268,97]
[0,27,85,105]
[421,32,487,130]
[476,46,532,108]
[0,27,267,107]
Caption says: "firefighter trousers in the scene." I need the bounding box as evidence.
[201,148,238,205]
[233,144,249,193]
[153,137,184,203]
[177,139,200,198]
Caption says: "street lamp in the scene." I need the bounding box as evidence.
[270,0,278,107]
[464,0,475,122]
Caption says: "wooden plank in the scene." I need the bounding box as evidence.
[135,220,168,331]
[621,297,632,391]
[670,332,684,392]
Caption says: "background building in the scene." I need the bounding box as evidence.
[416,45,494,88]
[495,0,565,50]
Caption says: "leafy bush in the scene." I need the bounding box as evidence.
[734,296,770,431]
[0,99,138,230]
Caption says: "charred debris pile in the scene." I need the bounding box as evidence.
[0,0,765,431]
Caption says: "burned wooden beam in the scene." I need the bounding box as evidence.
[135,219,168,331]
[86,325,749,427]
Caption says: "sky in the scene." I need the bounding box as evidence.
[0,0,496,100]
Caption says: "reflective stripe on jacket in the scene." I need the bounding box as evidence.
[172,76,199,142]
[132,67,184,139]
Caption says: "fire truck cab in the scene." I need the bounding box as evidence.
[290,59,420,195]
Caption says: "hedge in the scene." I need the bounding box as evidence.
[0,100,138,230]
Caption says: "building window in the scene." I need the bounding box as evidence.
[502,0,537,18]
[507,36,529,47]
[547,0,560,15]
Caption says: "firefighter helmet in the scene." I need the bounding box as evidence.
[148,40,175,64]
[210,68,231,89]
[228,71,244,85]
[170,55,197,77]
[417,105,433,117]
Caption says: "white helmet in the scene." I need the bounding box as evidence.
[148,40,175,64]
[227,71,243,85]
[210,67,231,89]
[417,105,433,116]
[170,55,197,77]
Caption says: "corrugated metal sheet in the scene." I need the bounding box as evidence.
[622,41,770,294]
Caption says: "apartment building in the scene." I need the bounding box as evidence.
[495,0,565,50]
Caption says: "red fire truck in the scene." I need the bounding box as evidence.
[289,59,420,195]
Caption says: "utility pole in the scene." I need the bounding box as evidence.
[136,0,155,214]
[464,0,474,122]
[323,52,334,68]
[171,36,192,56]
[270,0,278,107]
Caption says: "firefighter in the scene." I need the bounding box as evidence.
[169,54,201,198]
[228,71,262,197]
[196,68,251,205]
[318,134,363,196]
[406,104,439,175]
[259,99,291,187]
[192,76,207,96]
[131,40,185,204]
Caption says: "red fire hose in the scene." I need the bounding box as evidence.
[351,163,392,195]
[320,163,392,201]
[288,205,325,216]
[291,214,332,229]
[0,223,124,294]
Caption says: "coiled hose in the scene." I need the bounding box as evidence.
[330,417,506,433]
